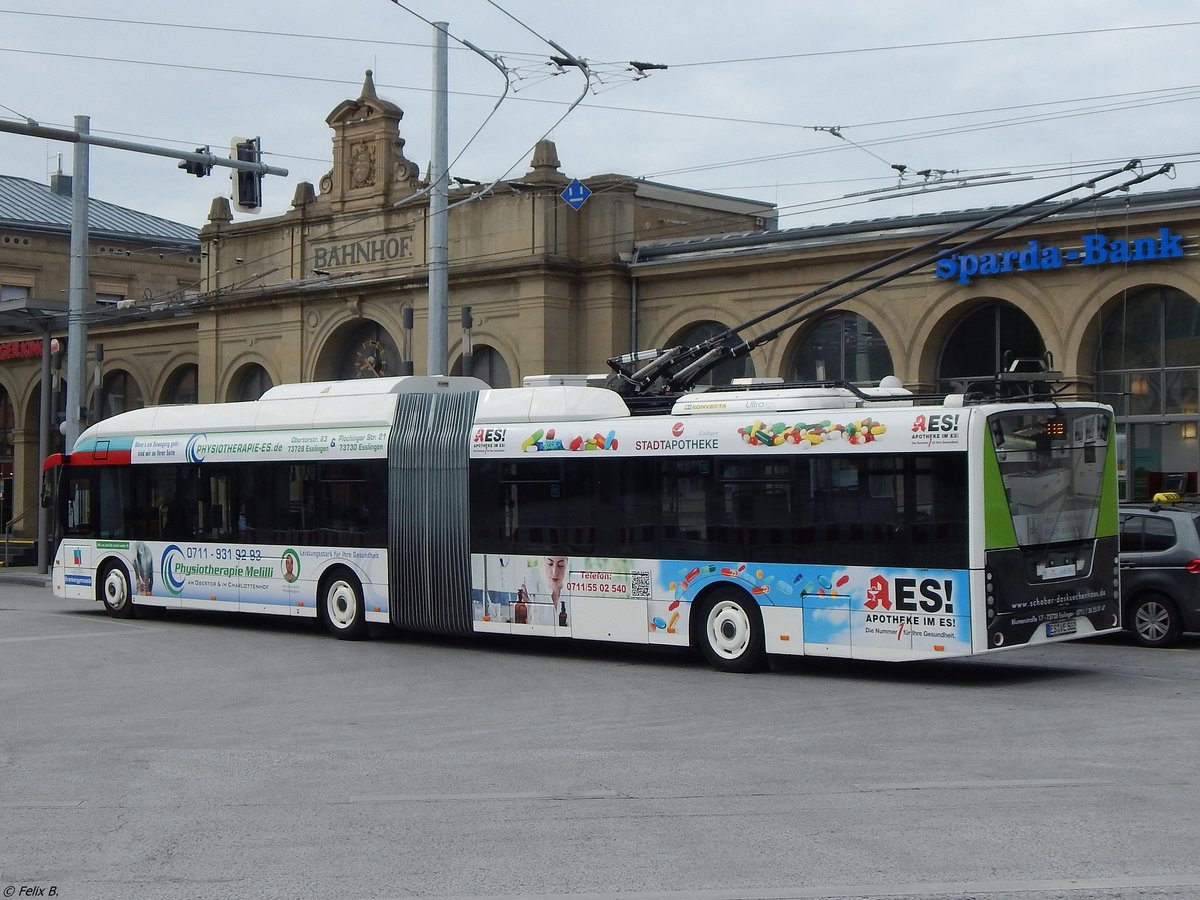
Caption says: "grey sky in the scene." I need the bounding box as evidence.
[1,1,1197,230]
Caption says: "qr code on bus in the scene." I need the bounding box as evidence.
[630,571,652,599]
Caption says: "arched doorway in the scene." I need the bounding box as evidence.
[937,300,1045,392]
[1095,285,1200,500]
[161,364,198,405]
[785,311,893,384]
[227,363,273,402]
[669,321,753,386]
[94,369,144,421]
[318,320,405,381]
[451,345,512,388]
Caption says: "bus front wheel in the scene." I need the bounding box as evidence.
[99,561,136,619]
[698,589,765,673]
[320,570,368,640]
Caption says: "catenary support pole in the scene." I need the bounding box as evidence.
[64,115,89,450]
[427,21,450,375]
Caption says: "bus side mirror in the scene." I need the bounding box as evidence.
[40,477,51,509]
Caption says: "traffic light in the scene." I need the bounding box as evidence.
[231,136,263,213]
[178,146,212,177]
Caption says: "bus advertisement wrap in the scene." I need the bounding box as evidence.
[47,375,1121,670]
[57,538,389,622]
[85,427,391,464]
[471,553,973,659]
[470,407,966,460]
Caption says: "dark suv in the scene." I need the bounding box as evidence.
[1119,499,1200,647]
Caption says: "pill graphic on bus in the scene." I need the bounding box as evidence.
[738,417,886,449]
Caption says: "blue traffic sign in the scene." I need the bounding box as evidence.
[561,178,591,210]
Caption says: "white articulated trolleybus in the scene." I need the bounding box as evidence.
[45,372,1120,672]
[44,161,1170,671]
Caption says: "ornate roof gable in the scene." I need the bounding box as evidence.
[318,70,421,209]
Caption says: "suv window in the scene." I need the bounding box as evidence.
[1120,513,1178,553]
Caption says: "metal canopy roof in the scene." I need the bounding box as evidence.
[0,297,68,337]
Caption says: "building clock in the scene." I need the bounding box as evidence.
[354,338,386,377]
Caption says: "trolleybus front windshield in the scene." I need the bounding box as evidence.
[989,409,1111,547]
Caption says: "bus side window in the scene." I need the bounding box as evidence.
[202,470,233,539]
[98,467,127,538]
[65,474,95,535]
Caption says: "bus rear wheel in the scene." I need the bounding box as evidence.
[320,570,368,640]
[699,589,765,673]
[99,561,136,619]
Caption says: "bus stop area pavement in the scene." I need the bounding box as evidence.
[0,565,50,588]
[3,577,1200,899]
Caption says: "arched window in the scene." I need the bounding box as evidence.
[1095,286,1200,416]
[161,364,198,405]
[228,364,273,402]
[937,301,1044,392]
[95,370,144,420]
[451,345,512,388]
[787,311,893,384]
[669,321,753,386]
[1094,286,1200,502]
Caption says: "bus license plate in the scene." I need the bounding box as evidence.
[1046,620,1077,637]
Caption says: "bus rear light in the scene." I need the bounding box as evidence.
[1186,559,1200,575]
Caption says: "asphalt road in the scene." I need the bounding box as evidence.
[2,578,1199,900]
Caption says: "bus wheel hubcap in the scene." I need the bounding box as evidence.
[328,582,357,628]
[104,571,127,608]
[708,600,749,659]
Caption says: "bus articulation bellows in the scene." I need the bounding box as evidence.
[45,374,1120,671]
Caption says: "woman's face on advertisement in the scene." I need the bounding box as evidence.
[544,556,567,587]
